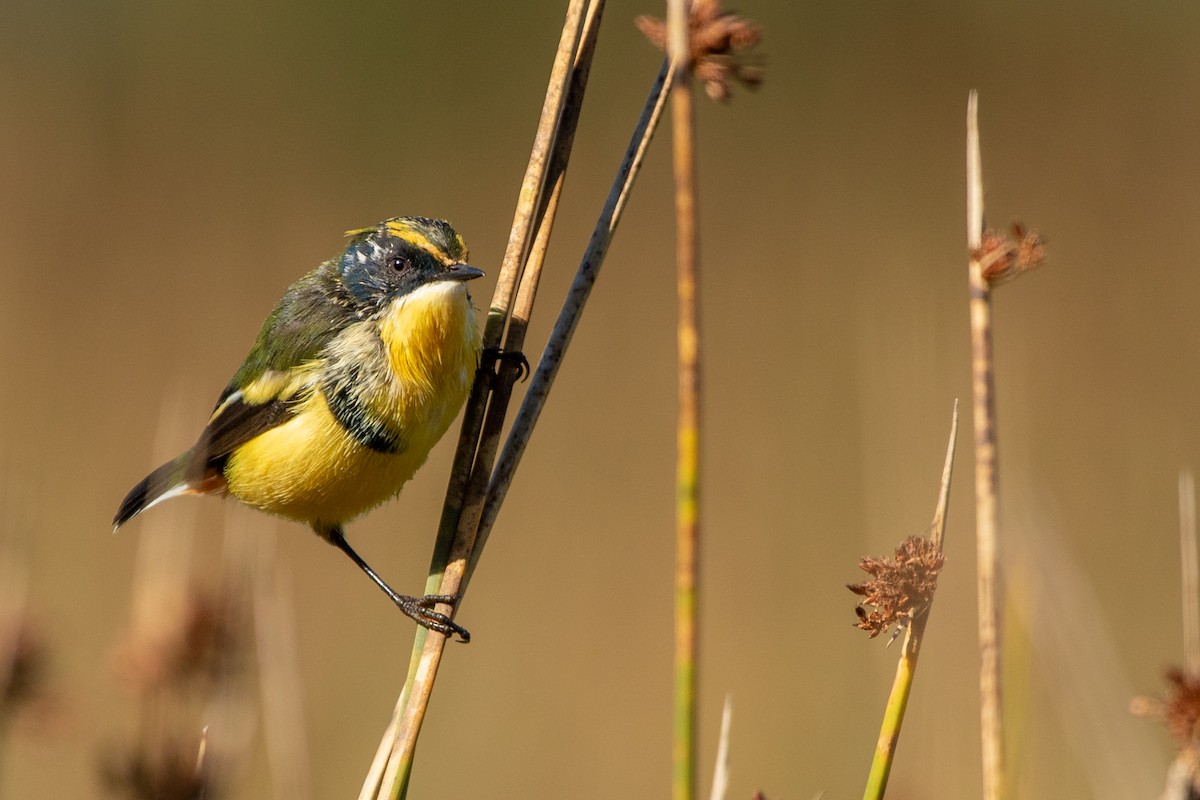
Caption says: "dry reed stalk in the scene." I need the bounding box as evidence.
[1130,471,1200,798]
[667,0,700,797]
[628,3,761,796]
[708,694,732,800]
[0,477,38,766]
[859,402,958,800]
[466,57,674,590]
[1182,470,1199,676]
[105,503,257,800]
[252,530,313,800]
[365,1,758,793]
[1163,469,1200,798]
[361,3,602,798]
[444,0,605,604]
[198,514,263,781]
[966,91,1004,800]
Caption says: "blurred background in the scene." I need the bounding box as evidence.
[1,1,1198,797]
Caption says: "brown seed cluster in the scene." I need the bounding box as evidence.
[1,617,46,713]
[848,536,945,640]
[105,580,250,799]
[1160,668,1200,746]
[635,0,764,102]
[972,221,1046,286]
[112,587,244,692]
[101,734,212,800]
[1132,665,1200,792]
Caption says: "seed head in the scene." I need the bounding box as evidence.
[848,536,944,640]
[972,221,1046,286]
[0,616,46,715]
[101,733,214,800]
[113,587,244,691]
[635,0,764,102]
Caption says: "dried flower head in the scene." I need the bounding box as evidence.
[1131,666,1200,794]
[101,733,213,800]
[113,587,245,692]
[0,616,46,714]
[972,221,1046,286]
[1158,668,1200,746]
[635,0,763,102]
[848,535,945,640]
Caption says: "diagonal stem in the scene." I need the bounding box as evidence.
[862,402,958,800]
[364,4,605,800]
[465,58,674,591]
[359,2,596,797]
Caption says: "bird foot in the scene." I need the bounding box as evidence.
[398,593,471,643]
[481,347,531,384]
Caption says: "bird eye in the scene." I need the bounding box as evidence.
[391,256,412,272]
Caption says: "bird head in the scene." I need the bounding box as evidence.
[338,216,484,311]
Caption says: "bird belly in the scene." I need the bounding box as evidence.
[223,283,479,527]
[221,392,423,525]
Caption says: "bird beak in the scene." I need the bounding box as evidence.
[439,264,486,282]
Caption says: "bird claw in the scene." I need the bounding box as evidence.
[481,347,531,384]
[398,593,471,643]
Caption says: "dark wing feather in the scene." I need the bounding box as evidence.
[195,263,355,466]
[193,394,298,468]
[115,259,356,530]
[113,383,306,530]
[196,259,357,465]
[113,452,192,528]
[217,261,354,408]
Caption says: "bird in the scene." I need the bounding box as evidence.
[114,216,485,641]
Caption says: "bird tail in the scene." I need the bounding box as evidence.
[112,452,223,531]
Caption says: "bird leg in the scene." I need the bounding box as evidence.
[320,525,470,643]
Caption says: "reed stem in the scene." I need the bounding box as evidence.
[466,58,673,590]
[966,91,1005,800]
[668,1,700,797]
[861,403,958,800]
[360,3,598,797]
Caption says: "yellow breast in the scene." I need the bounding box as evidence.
[224,281,480,526]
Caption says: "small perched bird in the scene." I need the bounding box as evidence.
[114,216,484,641]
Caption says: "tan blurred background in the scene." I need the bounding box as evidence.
[1,0,1198,797]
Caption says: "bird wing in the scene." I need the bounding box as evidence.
[113,266,351,530]
[195,263,354,469]
[113,358,322,529]
[196,379,309,464]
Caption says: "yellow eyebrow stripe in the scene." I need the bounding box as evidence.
[343,220,452,264]
[381,219,437,252]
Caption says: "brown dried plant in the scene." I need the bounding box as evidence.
[636,0,763,101]
[104,514,258,800]
[0,615,46,715]
[971,221,1047,286]
[112,586,244,693]
[104,578,248,800]
[1163,668,1200,746]
[848,535,945,641]
[1131,666,1200,796]
[101,732,212,800]
[1133,667,1200,746]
